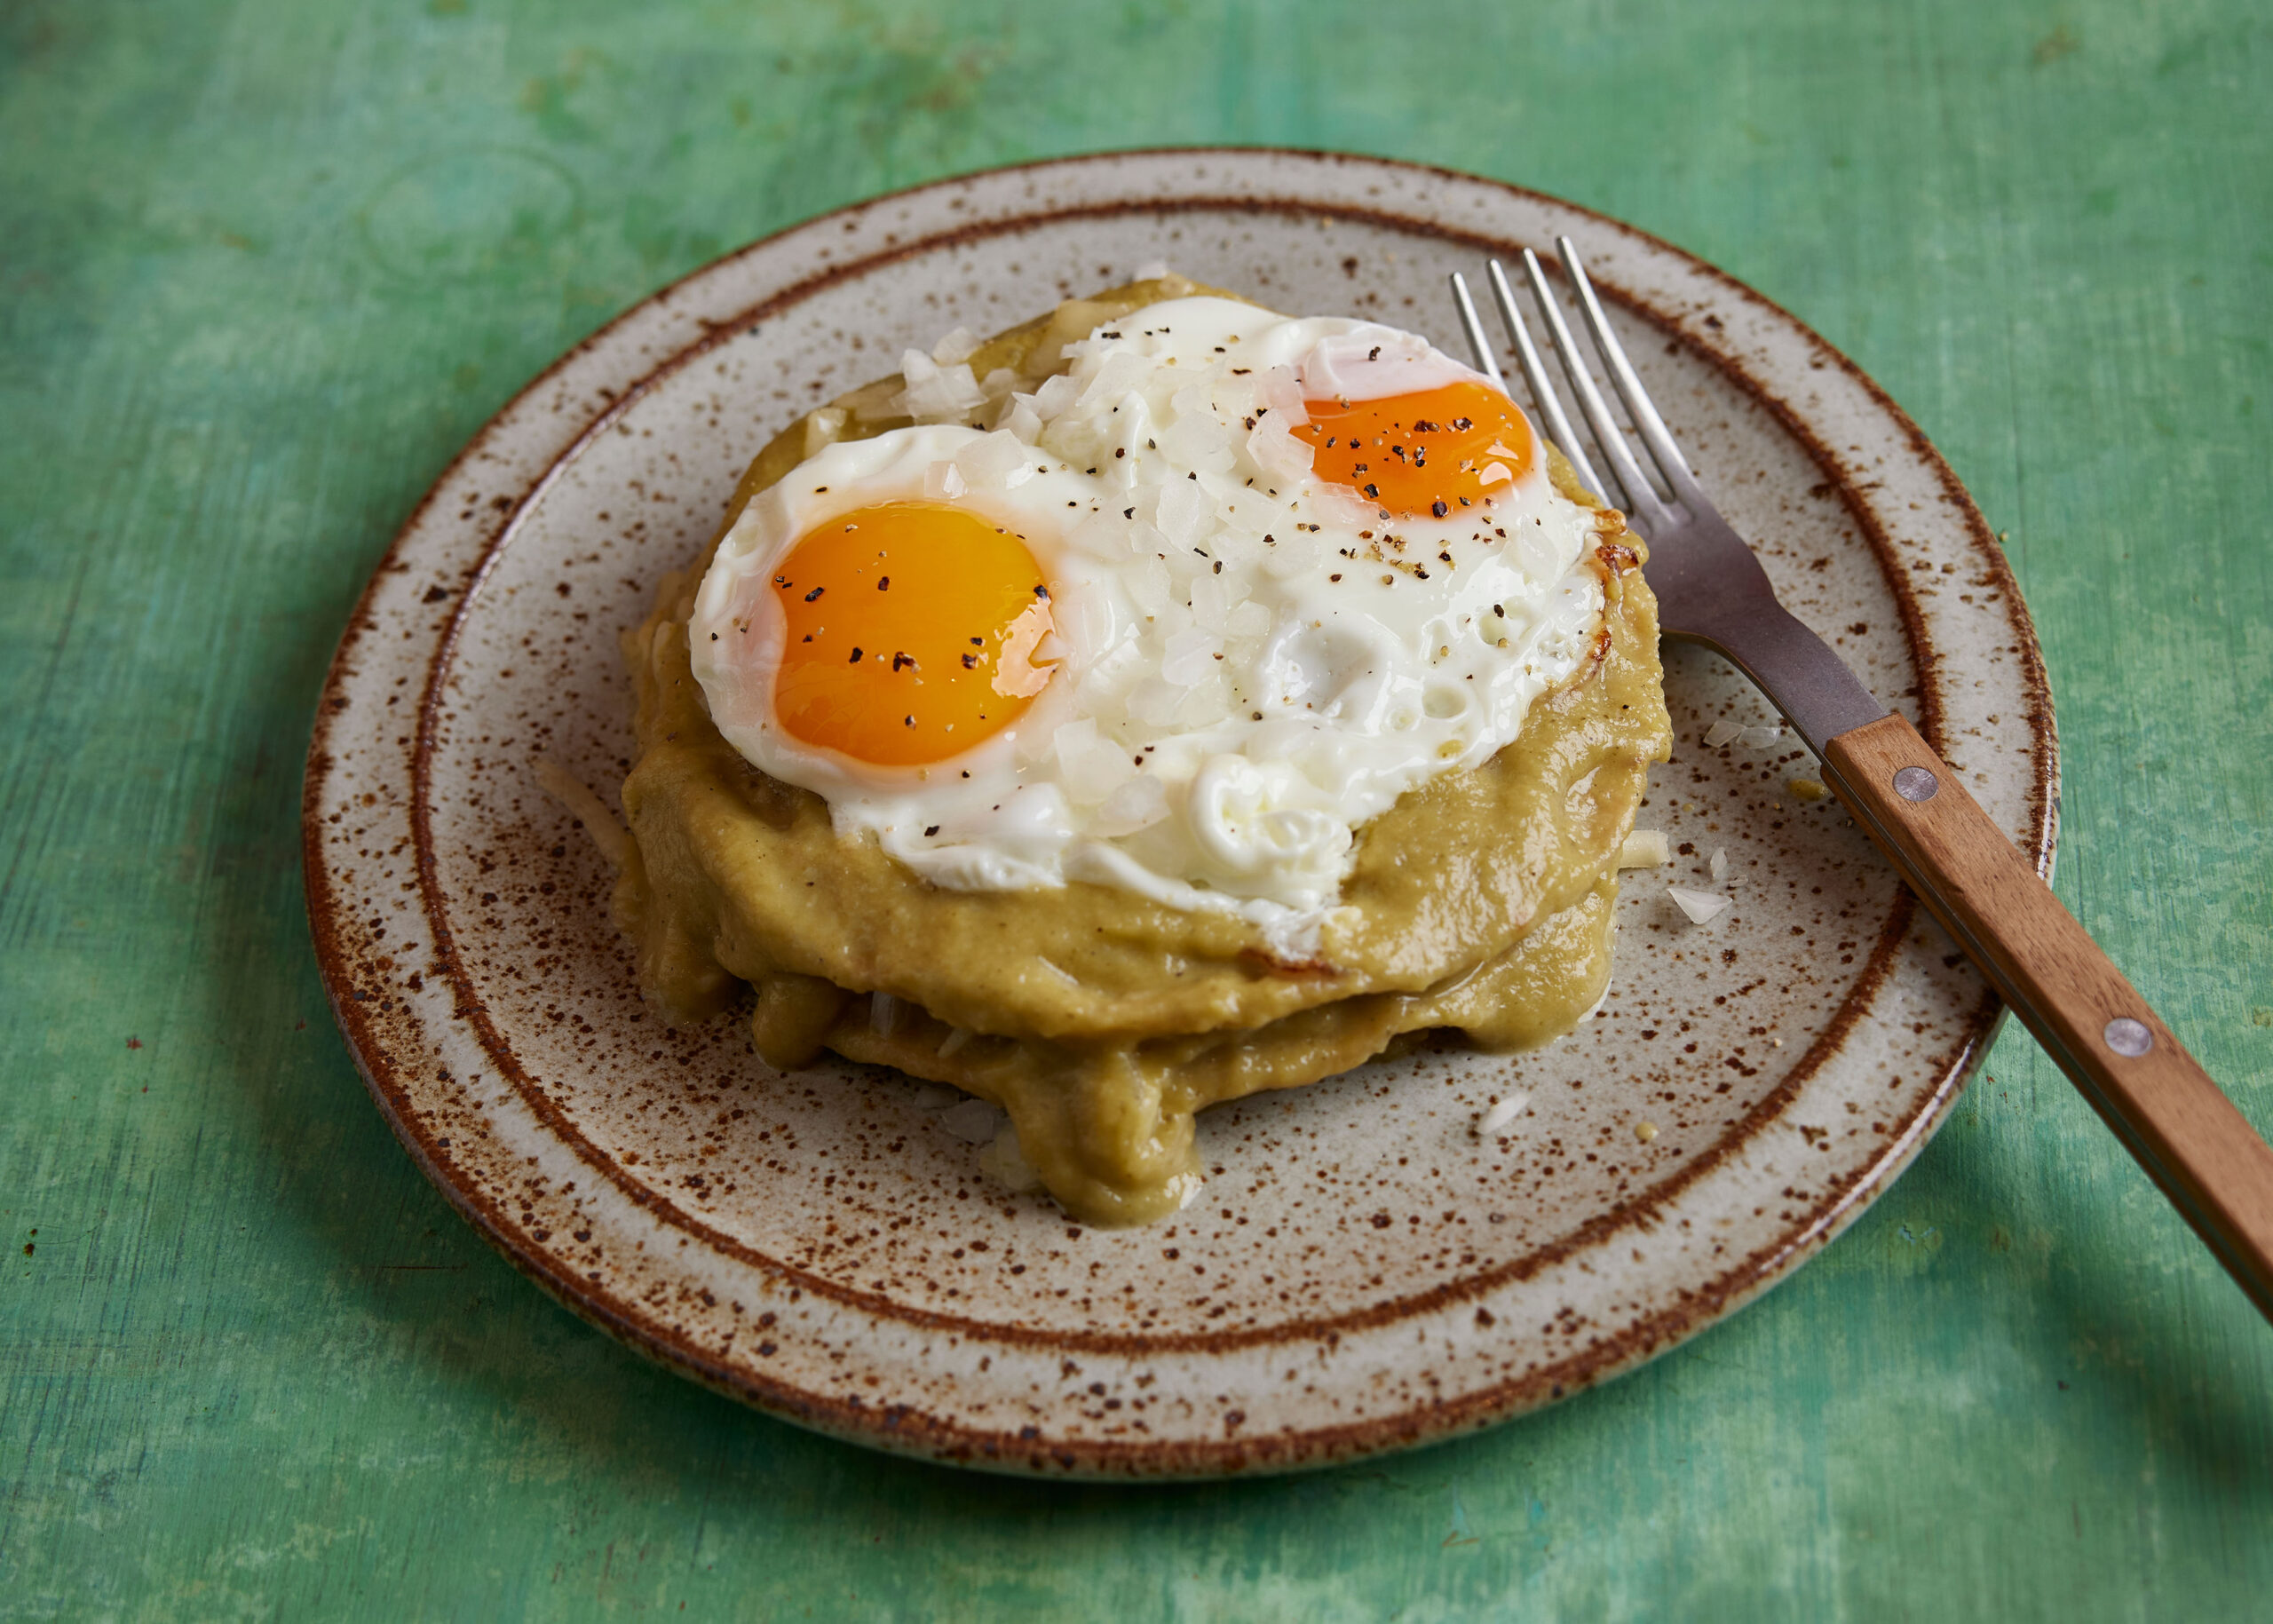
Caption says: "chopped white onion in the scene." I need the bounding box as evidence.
[801,406,850,460]
[1667,885,1730,925]
[1154,479,1213,547]
[1160,627,1222,687]
[1092,772,1169,836]
[894,349,986,420]
[953,430,1033,489]
[938,1098,1001,1144]
[1125,677,1183,727]
[1051,718,1136,805]
[1032,372,1081,416]
[1225,599,1272,640]
[1187,571,1229,632]
[978,1118,1044,1192]
[1055,511,1121,560]
[1477,1090,1531,1137]
[1160,410,1235,472]
[533,756,630,872]
[1257,364,1308,427]
[1618,828,1670,869]
[1247,416,1312,484]
[994,395,1043,445]
[1073,352,1150,415]
[931,326,980,365]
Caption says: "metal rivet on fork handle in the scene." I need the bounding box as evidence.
[2104,1018,2154,1058]
[1893,766,1939,802]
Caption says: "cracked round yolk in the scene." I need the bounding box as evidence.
[1294,380,1537,519]
[767,501,1057,767]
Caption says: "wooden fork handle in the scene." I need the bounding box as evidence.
[1821,712,2273,1321]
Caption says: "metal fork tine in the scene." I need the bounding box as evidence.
[1554,237,1705,506]
[1517,249,1670,529]
[1484,259,1606,503]
[1446,273,1508,396]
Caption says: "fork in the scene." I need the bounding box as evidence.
[1453,243,2273,1321]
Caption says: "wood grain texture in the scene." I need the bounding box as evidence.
[1826,712,2273,1319]
[2,0,2268,1617]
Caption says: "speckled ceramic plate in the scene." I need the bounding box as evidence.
[303,149,2054,1477]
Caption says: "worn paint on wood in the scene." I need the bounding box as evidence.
[2,0,2269,1616]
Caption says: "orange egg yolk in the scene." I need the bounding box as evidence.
[1293,380,1536,519]
[766,501,1057,767]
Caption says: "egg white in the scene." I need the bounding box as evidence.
[689,297,1618,952]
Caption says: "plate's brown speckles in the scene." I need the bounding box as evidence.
[304,149,2054,1479]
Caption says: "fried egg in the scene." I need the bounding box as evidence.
[689,296,1618,951]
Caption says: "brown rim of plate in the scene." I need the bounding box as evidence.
[303,147,2056,1473]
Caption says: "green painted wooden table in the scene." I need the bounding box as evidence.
[5,1,2269,1615]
